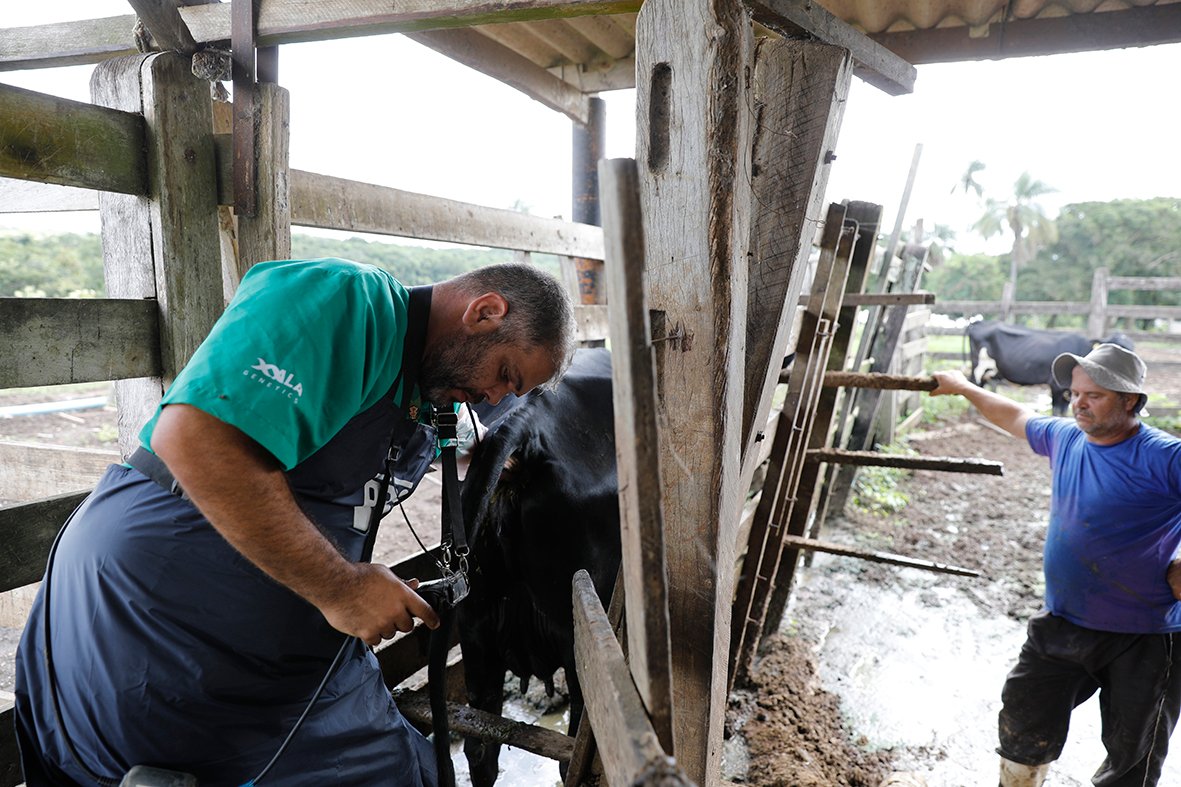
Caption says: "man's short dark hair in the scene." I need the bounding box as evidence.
[451,263,576,386]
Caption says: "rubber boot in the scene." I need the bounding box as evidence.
[998,757,1050,787]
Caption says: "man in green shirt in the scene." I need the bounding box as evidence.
[15,259,576,786]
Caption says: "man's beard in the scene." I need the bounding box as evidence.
[419,332,506,406]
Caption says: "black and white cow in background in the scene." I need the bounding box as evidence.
[459,347,620,787]
[965,320,1134,415]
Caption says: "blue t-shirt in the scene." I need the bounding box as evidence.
[1027,415,1181,633]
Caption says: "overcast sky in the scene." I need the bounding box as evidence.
[3,3,1179,254]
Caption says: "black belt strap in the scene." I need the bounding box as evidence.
[126,447,187,499]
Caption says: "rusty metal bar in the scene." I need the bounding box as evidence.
[805,448,1004,475]
[780,535,980,577]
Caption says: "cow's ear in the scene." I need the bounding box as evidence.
[462,292,508,333]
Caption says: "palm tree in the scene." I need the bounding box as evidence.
[952,160,987,198]
[973,171,1058,298]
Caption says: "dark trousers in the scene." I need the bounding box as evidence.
[999,611,1181,787]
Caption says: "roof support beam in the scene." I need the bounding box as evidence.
[872,4,1181,64]
[1,1,642,71]
[745,0,916,95]
[406,28,591,124]
[125,0,199,53]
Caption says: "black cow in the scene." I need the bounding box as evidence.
[458,347,620,787]
[965,320,1134,415]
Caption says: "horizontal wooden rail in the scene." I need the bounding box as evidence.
[0,82,147,195]
[0,442,119,504]
[822,371,937,391]
[396,690,575,765]
[780,535,980,577]
[805,448,1004,475]
[1,2,645,72]
[0,177,99,213]
[572,569,690,786]
[0,297,161,388]
[0,490,88,593]
[1107,276,1181,291]
[797,291,935,307]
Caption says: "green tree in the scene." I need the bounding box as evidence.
[973,172,1058,299]
[924,252,1006,303]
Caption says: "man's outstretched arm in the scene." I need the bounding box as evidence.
[929,369,1035,441]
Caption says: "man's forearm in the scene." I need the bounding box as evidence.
[930,370,1033,440]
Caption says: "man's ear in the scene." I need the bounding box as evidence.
[461,292,508,334]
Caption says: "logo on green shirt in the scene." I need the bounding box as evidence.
[249,358,304,399]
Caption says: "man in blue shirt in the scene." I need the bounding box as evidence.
[14,259,575,786]
[932,343,1181,787]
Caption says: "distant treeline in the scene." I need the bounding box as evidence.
[0,231,560,297]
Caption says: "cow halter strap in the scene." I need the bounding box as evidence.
[428,405,470,584]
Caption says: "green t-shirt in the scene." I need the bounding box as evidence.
[140,258,410,470]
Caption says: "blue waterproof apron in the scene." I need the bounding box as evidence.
[15,288,440,786]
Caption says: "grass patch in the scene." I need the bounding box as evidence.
[850,442,915,516]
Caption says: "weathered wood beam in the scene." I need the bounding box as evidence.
[636,0,754,778]
[872,4,1181,65]
[397,690,575,764]
[0,297,161,388]
[0,82,147,195]
[740,39,852,487]
[0,491,88,593]
[820,371,936,391]
[806,448,1004,475]
[0,2,643,71]
[0,178,99,213]
[0,441,118,505]
[288,169,605,258]
[126,0,199,53]
[780,535,980,577]
[572,570,691,786]
[406,27,591,124]
[746,0,916,95]
[233,81,291,287]
[549,57,637,92]
[799,291,935,307]
[600,158,674,752]
[1108,276,1181,291]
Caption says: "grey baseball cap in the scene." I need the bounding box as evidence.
[1052,342,1147,399]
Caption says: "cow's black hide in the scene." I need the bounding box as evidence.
[458,347,619,787]
[965,320,1134,415]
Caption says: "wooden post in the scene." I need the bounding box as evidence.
[1001,279,1015,323]
[635,0,753,781]
[234,81,291,286]
[571,96,606,305]
[600,157,675,752]
[91,53,225,456]
[740,40,853,487]
[1089,267,1109,339]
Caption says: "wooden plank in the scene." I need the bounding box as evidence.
[233,82,292,288]
[0,441,117,504]
[0,178,99,213]
[549,56,637,92]
[780,535,980,577]
[407,27,590,124]
[397,690,575,763]
[635,0,754,778]
[871,4,1181,65]
[1107,305,1181,321]
[0,82,147,195]
[565,15,635,59]
[92,53,225,456]
[126,0,200,53]
[805,449,1003,475]
[0,15,139,71]
[747,0,916,95]
[0,297,161,388]
[0,491,88,593]
[288,170,605,258]
[0,703,18,787]
[572,570,691,786]
[1108,276,1181,291]
[740,40,852,487]
[475,21,566,68]
[798,291,935,307]
[572,304,609,344]
[0,2,645,71]
[600,158,674,752]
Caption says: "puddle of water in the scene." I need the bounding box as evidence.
[791,554,1181,786]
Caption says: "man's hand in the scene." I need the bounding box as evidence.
[321,565,440,646]
[1168,559,1181,601]
[930,369,975,397]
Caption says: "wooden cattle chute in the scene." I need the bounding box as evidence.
[3,1,1178,784]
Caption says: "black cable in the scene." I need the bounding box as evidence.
[245,634,354,786]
